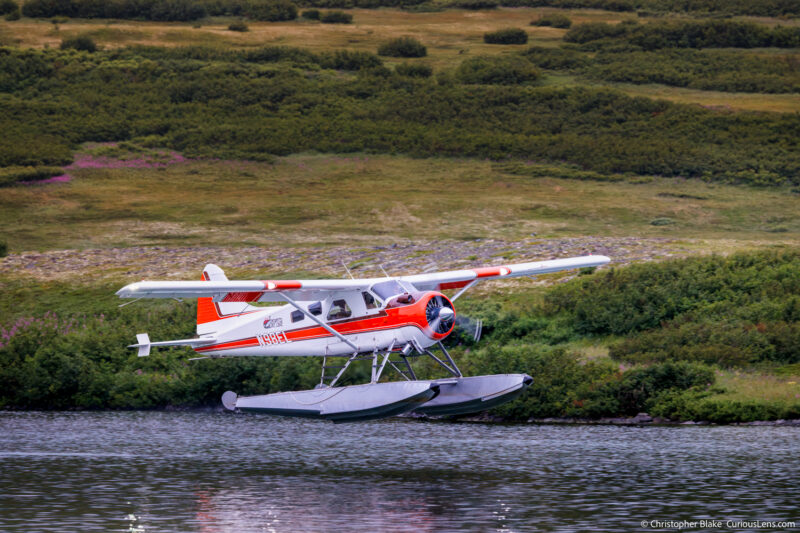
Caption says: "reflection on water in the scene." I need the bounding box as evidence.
[0,411,798,532]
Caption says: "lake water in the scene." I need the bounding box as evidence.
[0,412,797,532]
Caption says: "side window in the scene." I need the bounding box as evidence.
[362,291,378,310]
[308,302,322,316]
[327,299,352,321]
[291,310,304,323]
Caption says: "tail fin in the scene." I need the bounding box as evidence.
[197,264,261,335]
[197,264,227,332]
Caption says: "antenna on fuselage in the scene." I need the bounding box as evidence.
[379,264,391,278]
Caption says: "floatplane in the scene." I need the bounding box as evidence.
[116,254,609,422]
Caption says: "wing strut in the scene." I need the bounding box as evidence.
[277,291,359,352]
[451,280,478,302]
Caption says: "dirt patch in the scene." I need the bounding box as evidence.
[0,236,690,284]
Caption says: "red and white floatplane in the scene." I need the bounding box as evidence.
[117,254,609,422]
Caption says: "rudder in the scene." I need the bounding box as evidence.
[196,264,262,335]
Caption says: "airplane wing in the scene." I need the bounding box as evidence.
[116,278,374,302]
[116,255,610,302]
[400,255,610,292]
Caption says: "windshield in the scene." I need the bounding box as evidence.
[371,280,405,301]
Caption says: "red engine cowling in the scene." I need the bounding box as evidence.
[424,292,455,338]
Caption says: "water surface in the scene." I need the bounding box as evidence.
[0,412,797,532]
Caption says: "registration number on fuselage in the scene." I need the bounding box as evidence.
[257,332,290,346]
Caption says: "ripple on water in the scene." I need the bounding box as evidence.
[0,412,798,532]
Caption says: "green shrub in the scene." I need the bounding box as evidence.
[484,27,528,44]
[0,166,65,186]
[0,0,18,15]
[228,20,249,31]
[454,0,498,8]
[456,55,539,84]
[0,241,6,257]
[244,0,297,20]
[301,8,320,18]
[613,361,714,416]
[633,0,800,16]
[60,35,97,52]
[649,389,800,424]
[531,13,571,28]
[581,49,800,94]
[377,36,427,57]
[320,10,352,22]
[523,46,588,69]
[565,20,800,49]
[395,62,432,77]
[150,0,207,21]
[545,250,800,336]
[22,0,207,20]
[318,49,382,70]
[4,7,19,19]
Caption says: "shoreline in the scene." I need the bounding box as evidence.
[4,407,800,426]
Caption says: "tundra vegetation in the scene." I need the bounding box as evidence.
[0,0,799,421]
[1,251,799,423]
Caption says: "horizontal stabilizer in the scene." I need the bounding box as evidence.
[128,333,216,357]
[134,333,150,357]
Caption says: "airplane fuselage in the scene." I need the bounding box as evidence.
[194,289,454,358]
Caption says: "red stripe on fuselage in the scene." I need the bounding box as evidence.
[194,292,454,352]
[196,337,261,352]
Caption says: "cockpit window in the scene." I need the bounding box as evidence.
[362,291,378,310]
[371,280,405,300]
[308,301,322,316]
[327,299,352,321]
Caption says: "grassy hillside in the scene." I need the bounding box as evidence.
[1,150,799,251]
[1,45,798,188]
[0,1,798,420]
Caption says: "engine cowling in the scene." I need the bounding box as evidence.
[425,293,455,337]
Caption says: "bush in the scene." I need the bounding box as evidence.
[22,0,208,20]
[545,250,800,336]
[0,0,17,15]
[377,36,427,57]
[531,13,571,28]
[484,27,528,44]
[582,49,800,94]
[228,21,249,31]
[243,0,297,21]
[150,0,206,21]
[453,0,498,8]
[320,10,352,22]
[60,35,97,52]
[0,166,65,186]
[318,49,382,70]
[395,62,432,77]
[456,55,539,84]
[5,7,19,19]
[0,241,6,257]
[564,20,800,49]
[301,8,320,18]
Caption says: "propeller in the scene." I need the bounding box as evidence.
[453,314,483,343]
[426,295,455,335]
